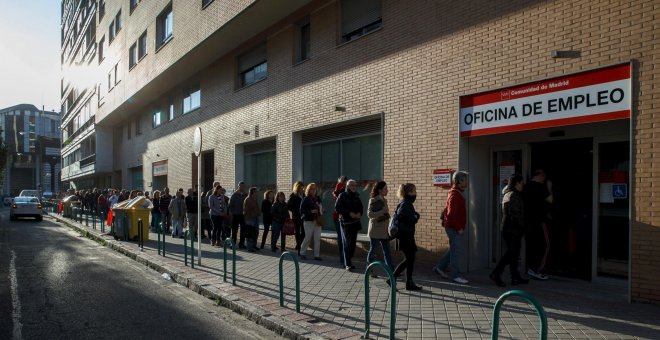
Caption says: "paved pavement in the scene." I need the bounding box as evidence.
[50,212,660,339]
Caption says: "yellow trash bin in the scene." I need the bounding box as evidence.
[124,197,151,241]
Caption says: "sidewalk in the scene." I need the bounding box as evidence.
[50,213,660,339]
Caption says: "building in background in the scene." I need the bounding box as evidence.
[61,0,659,303]
[0,104,61,196]
[60,0,112,191]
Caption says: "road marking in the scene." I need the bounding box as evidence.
[9,250,23,340]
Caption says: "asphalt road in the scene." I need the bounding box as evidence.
[0,208,283,340]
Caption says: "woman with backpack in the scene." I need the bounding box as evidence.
[390,183,422,291]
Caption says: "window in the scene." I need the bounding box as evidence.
[295,17,310,63]
[340,0,382,43]
[98,36,105,63]
[202,0,214,8]
[108,21,115,42]
[168,98,175,121]
[182,84,201,114]
[138,31,147,60]
[99,0,106,19]
[129,43,138,68]
[238,43,267,88]
[130,0,140,13]
[115,10,122,33]
[152,109,164,128]
[108,63,120,91]
[156,4,173,49]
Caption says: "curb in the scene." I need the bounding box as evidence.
[49,214,335,340]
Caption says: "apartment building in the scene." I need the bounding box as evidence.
[61,0,660,303]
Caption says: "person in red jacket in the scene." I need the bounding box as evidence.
[434,171,470,284]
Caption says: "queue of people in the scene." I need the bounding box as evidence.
[70,168,553,292]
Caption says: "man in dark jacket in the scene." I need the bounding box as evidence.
[159,187,173,233]
[335,179,364,271]
[228,182,247,248]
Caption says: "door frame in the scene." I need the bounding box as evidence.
[591,134,630,284]
[488,144,529,268]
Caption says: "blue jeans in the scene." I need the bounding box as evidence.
[334,220,345,265]
[271,220,286,250]
[436,228,463,278]
[246,217,260,251]
[367,238,394,271]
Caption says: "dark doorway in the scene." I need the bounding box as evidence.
[202,151,214,194]
[530,138,593,280]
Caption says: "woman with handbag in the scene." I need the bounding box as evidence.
[270,191,289,252]
[287,181,305,253]
[299,183,323,260]
[367,181,394,271]
[243,187,261,252]
[260,190,275,249]
[390,183,422,291]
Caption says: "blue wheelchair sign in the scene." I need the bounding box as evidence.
[612,184,627,199]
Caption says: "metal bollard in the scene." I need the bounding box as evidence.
[491,290,547,340]
[161,223,166,257]
[122,214,128,241]
[101,211,106,233]
[138,218,144,250]
[278,251,301,313]
[190,229,195,269]
[157,222,162,255]
[223,238,236,285]
[364,261,397,340]
[184,230,189,266]
[93,209,97,230]
[85,206,89,227]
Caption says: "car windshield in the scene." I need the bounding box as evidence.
[15,197,39,203]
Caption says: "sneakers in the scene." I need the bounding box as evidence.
[527,269,549,280]
[433,266,449,279]
[452,277,469,284]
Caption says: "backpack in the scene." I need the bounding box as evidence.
[388,202,403,238]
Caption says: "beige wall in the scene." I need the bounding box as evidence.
[104,0,659,302]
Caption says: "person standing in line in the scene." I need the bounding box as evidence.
[159,187,173,233]
[228,182,248,249]
[332,176,348,266]
[367,181,394,271]
[524,169,553,280]
[260,190,275,250]
[209,185,226,247]
[335,179,364,271]
[220,187,231,241]
[200,188,211,241]
[299,183,323,261]
[98,189,109,221]
[491,174,530,287]
[151,190,162,232]
[270,191,289,252]
[287,181,305,254]
[434,171,470,284]
[243,187,261,252]
[168,189,186,238]
[109,189,119,208]
[185,188,198,238]
[390,183,422,291]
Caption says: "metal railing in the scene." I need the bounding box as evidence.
[364,261,397,340]
[223,238,236,285]
[137,218,144,251]
[491,290,547,340]
[278,251,300,313]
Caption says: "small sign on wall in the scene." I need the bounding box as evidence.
[433,169,453,187]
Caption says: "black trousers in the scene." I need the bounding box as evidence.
[231,214,246,246]
[294,216,304,250]
[260,220,272,248]
[526,222,550,272]
[493,231,523,279]
[394,233,417,281]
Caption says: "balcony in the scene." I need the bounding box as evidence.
[80,154,95,167]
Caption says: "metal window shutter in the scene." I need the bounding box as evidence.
[302,118,381,145]
[341,0,382,35]
[243,138,276,154]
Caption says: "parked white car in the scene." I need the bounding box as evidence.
[10,197,43,221]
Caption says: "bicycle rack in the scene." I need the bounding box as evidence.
[491,290,547,340]
[363,261,397,340]
[278,251,300,313]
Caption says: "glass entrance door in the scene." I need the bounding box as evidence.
[596,140,630,277]
[490,146,527,266]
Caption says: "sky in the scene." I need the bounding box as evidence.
[0,0,61,112]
